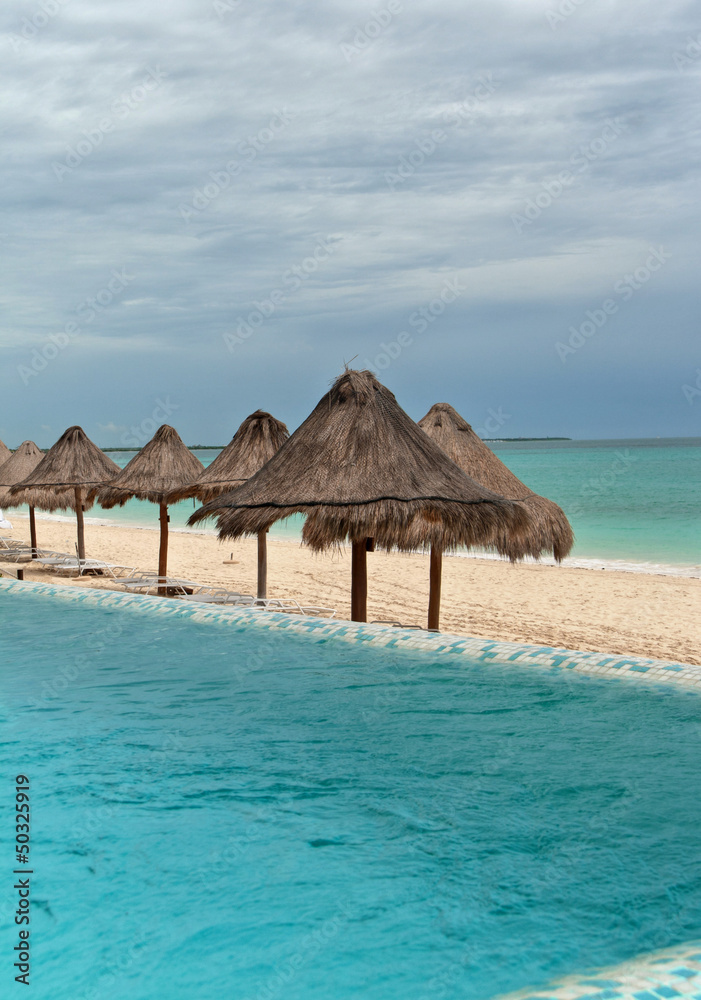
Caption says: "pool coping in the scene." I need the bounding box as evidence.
[492,938,701,1000]
[2,577,699,693]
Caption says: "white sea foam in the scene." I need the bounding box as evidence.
[451,549,701,579]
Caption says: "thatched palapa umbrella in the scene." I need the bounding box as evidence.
[418,403,574,566]
[93,425,204,595]
[0,441,47,556]
[0,440,13,528]
[191,370,529,626]
[166,410,289,599]
[9,426,120,560]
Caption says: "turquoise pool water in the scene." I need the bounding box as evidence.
[2,591,701,999]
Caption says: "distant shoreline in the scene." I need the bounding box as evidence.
[9,437,701,453]
[481,437,571,442]
[100,437,574,451]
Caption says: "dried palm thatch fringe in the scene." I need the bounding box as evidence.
[169,410,289,508]
[92,424,204,596]
[92,424,204,507]
[192,370,530,554]
[0,440,48,555]
[0,441,46,508]
[418,402,574,561]
[9,426,120,513]
[0,440,11,465]
[9,425,121,561]
[170,410,288,601]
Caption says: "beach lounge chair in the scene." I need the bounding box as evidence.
[30,555,141,579]
[176,591,336,617]
[1,545,63,563]
[173,589,249,604]
[119,576,215,596]
[371,619,439,632]
[0,539,40,559]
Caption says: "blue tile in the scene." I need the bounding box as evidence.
[671,969,699,980]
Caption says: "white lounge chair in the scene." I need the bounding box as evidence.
[119,576,217,596]
[176,591,336,617]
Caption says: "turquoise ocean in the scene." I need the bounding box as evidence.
[13,437,701,577]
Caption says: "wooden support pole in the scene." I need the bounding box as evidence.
[29,506,37,558]
[158,502,169,596]
[428,544,442,631]
[257,529,268,599]
[351,539,368,622]
[75,487,86,561]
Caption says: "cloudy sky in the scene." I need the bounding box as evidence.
[1,0,699,448]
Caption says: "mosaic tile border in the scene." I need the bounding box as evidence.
[492,939,701,1000]
[2,578,699,693]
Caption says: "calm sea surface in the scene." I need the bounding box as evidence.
[17,438,701,574]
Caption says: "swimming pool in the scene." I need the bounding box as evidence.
[1,585,700,1000]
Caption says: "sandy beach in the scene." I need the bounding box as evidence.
[3,512,698,666]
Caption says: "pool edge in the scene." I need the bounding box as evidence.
[1,578,698,692]
[491,938,701,1000]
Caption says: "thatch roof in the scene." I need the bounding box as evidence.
[0,441,49,509]
[93,424,204,507]
[191,370,530,553]
[418,403,574,561]
[9,426,120,512]
[0,439,11,465]
[168,410,289,509]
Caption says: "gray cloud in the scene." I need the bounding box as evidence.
[1,0,699,446]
